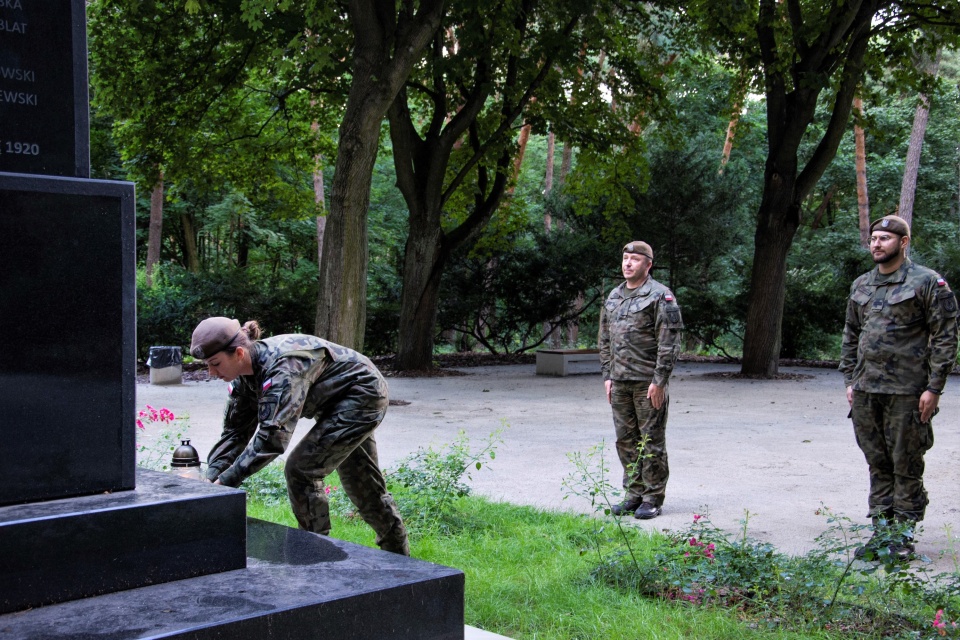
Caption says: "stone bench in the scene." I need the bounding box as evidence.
[535,348,600,376]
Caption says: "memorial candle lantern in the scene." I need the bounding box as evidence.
[170,440,202,480]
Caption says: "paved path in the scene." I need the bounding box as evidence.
[138,361,960,571]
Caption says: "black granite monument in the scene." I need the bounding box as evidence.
[0,1,464,637]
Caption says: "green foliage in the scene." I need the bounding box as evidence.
[88,0,339,210]
[246,434,960,638]
[136,261,318,359]
[241,461,352,516]
[563,440,960,637]
[438,226,610,353]
[389,427,505,533]
[566,127,759,356]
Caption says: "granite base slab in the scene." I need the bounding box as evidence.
[0,518,465,640]
[0,470,246,614]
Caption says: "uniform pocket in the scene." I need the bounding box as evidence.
[913,409,936,451]
[887,288,923,327]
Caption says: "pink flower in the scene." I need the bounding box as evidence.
[136,419,144,430]
[934,610,946,630]
[693,514,702,522]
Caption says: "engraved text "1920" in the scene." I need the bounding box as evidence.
[1,141,41,156]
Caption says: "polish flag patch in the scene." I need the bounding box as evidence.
[664,294,674,302]
[937,277,947,287]
[227,382,234,396]
[262,378,273,392]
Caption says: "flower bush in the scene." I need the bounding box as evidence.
[136,405,191,472]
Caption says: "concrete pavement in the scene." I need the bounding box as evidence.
[137,360,960,572]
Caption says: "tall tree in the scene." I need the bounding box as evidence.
[314,0,445,348]
[853,94,870,247]
[687,0,960,377]
[145,174,164,286]
[388,0,673,370]
[897,48,942,229]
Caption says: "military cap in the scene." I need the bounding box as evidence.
[869,215,911,238]
[622,240,653,261]
[191,317,242,359]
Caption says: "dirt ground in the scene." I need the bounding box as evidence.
[138,360,960,571]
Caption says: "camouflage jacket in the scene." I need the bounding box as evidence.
[839,259,959,395]
[598,277,683,385]
[207,335,389,487]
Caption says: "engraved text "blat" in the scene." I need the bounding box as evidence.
[0,19,26,34]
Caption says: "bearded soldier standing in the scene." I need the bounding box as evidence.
[840,215,958,559]
[599,241,683,520]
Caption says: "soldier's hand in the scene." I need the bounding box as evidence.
[919,390,940,424]
[846,386,853,407]
[605,379,612,404]
[647,383,665,410]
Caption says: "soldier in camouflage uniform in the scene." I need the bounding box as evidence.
[839,215,958,559]
[190,317,409,555]
[599,241,684,520]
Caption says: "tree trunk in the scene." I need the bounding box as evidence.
[145,174,163,287]
[559,141,572,186]
[236,215,250,268]
[741,196,800,377]
[314,152,326,266]
[720,68,748,173]
[898,49,942,230]
[314,0,444,349]
[719,101,741,172]
[315,114,381,347]
[740,0,874,377]
[180,212,200,272]
[396,230,448,369]
[544,131,555,232]
[510,122,532,194]
[854,95,870,247]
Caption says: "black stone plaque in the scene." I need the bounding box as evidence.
[0,0,90,177]
[0,172,135,505]
[0,470,247,614]
[0,517,466,639]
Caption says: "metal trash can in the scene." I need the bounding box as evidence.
[147,346,183,385]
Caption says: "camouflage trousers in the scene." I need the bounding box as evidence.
[851,391,934,522]
[610,380,669,507]
[284,394,409,555]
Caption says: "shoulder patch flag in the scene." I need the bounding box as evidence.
[262,378,273,392]
[937,277,947,287]
[664,294,674,302]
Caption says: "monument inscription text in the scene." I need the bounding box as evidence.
[0,0,88,177]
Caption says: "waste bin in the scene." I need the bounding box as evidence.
[147,346,182,385]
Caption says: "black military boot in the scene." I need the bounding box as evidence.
[610,497,642,516]
[634,502,662,519]
[889,516,917,561]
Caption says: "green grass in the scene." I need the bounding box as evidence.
[247,494,837,639]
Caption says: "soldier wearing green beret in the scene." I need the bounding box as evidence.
[839,215,959,560]
[599,241,683,519]
[190,317,409,555]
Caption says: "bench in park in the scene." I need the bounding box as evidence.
[535,348,600,376]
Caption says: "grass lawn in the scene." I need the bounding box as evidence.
[248,496,840,640]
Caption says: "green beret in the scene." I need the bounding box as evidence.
[622,241,653,260]
[869,215,911,238]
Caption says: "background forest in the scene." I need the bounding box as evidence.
[87,1,960,369]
